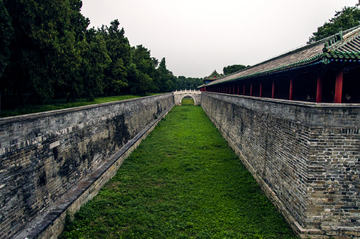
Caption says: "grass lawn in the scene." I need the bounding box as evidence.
[60,104,298,239]
[181,98,195,105]
[0,94,160,118]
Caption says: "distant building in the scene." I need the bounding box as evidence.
[203,70,222,85]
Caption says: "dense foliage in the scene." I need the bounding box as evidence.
[0,0,202,110]
[223,64,248,75]
[308,6,360,43]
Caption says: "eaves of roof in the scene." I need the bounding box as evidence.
[205,25,360,87]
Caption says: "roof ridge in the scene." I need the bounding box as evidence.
[212,40,326,83]
[206,25,360,87]
[324,25,360,52]
[213,31,338,82]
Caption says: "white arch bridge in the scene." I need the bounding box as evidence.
[173,90,201,105]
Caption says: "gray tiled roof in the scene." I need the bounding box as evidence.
[206,25,360,86]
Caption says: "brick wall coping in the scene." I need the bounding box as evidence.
[203,92,360,127]
[203,92,360,109]
[0,93,172,125]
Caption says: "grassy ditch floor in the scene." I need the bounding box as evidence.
[60,105,298,239]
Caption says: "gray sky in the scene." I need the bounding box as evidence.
[81,0,358,78]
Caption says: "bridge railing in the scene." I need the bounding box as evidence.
[174,89,201,93]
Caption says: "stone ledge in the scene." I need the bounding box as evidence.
[202,92,360,109]
[202,92,360,127]
[0,93,172,124]
[0,93,172,156]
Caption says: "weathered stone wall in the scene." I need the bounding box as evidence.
[0,93,174,239]
[201,92,360,238]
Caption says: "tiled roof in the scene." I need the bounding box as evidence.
[204,70,222,80]
[337,36,360,51]
[206,25,360,86]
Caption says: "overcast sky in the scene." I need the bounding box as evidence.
[81,0,358,78]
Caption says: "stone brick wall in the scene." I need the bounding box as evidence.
[201,92,360,238]
[0,93,174,239]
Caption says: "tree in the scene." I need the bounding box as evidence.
[127,62,153,95]
[308,6,360,44]
[176,76,187,90]
[2,0,90,103]
[110,58,128,93]
[0,0,12,78]
[79,34,111,101]
[175,76,203,90]
[102,20,131,95]
[54,30,83,101]
[0,0,199,108]
[157,57,175,92]
[68,0,89,42]
[223,64,248,75]
[3,0,62,103]
[0,0,13,111]
[127,45,155,95]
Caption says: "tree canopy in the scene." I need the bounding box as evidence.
[308,6,360,44]
[0,0,203,111]
[223,64,248,75]
[0,0,13,79]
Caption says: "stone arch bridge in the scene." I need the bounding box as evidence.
[173,90,201,105]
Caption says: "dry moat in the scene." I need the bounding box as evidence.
[59,102,297,238]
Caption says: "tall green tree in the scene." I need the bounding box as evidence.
[54,30,83,101]
[308,6,360,43]
[103,20,131,95]
[79,34,111,101]
[2,0,88,103]
[157,57,175,92]
[68,0,89,41]
[0,0,196,108]
[127,62,153,95]
[0,0,13,110]
[3,0,58,103]
[223,64,248,75]
[127,45,154,95]
[175,76,203,90]
[0,0,12,78]
[48,0,89,101]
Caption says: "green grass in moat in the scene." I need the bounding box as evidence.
[59,105,298,239]
[0,94,160,118]
[181,98,195,105]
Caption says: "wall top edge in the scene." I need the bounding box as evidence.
[202,92,360,109]
[0,93,173,125]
